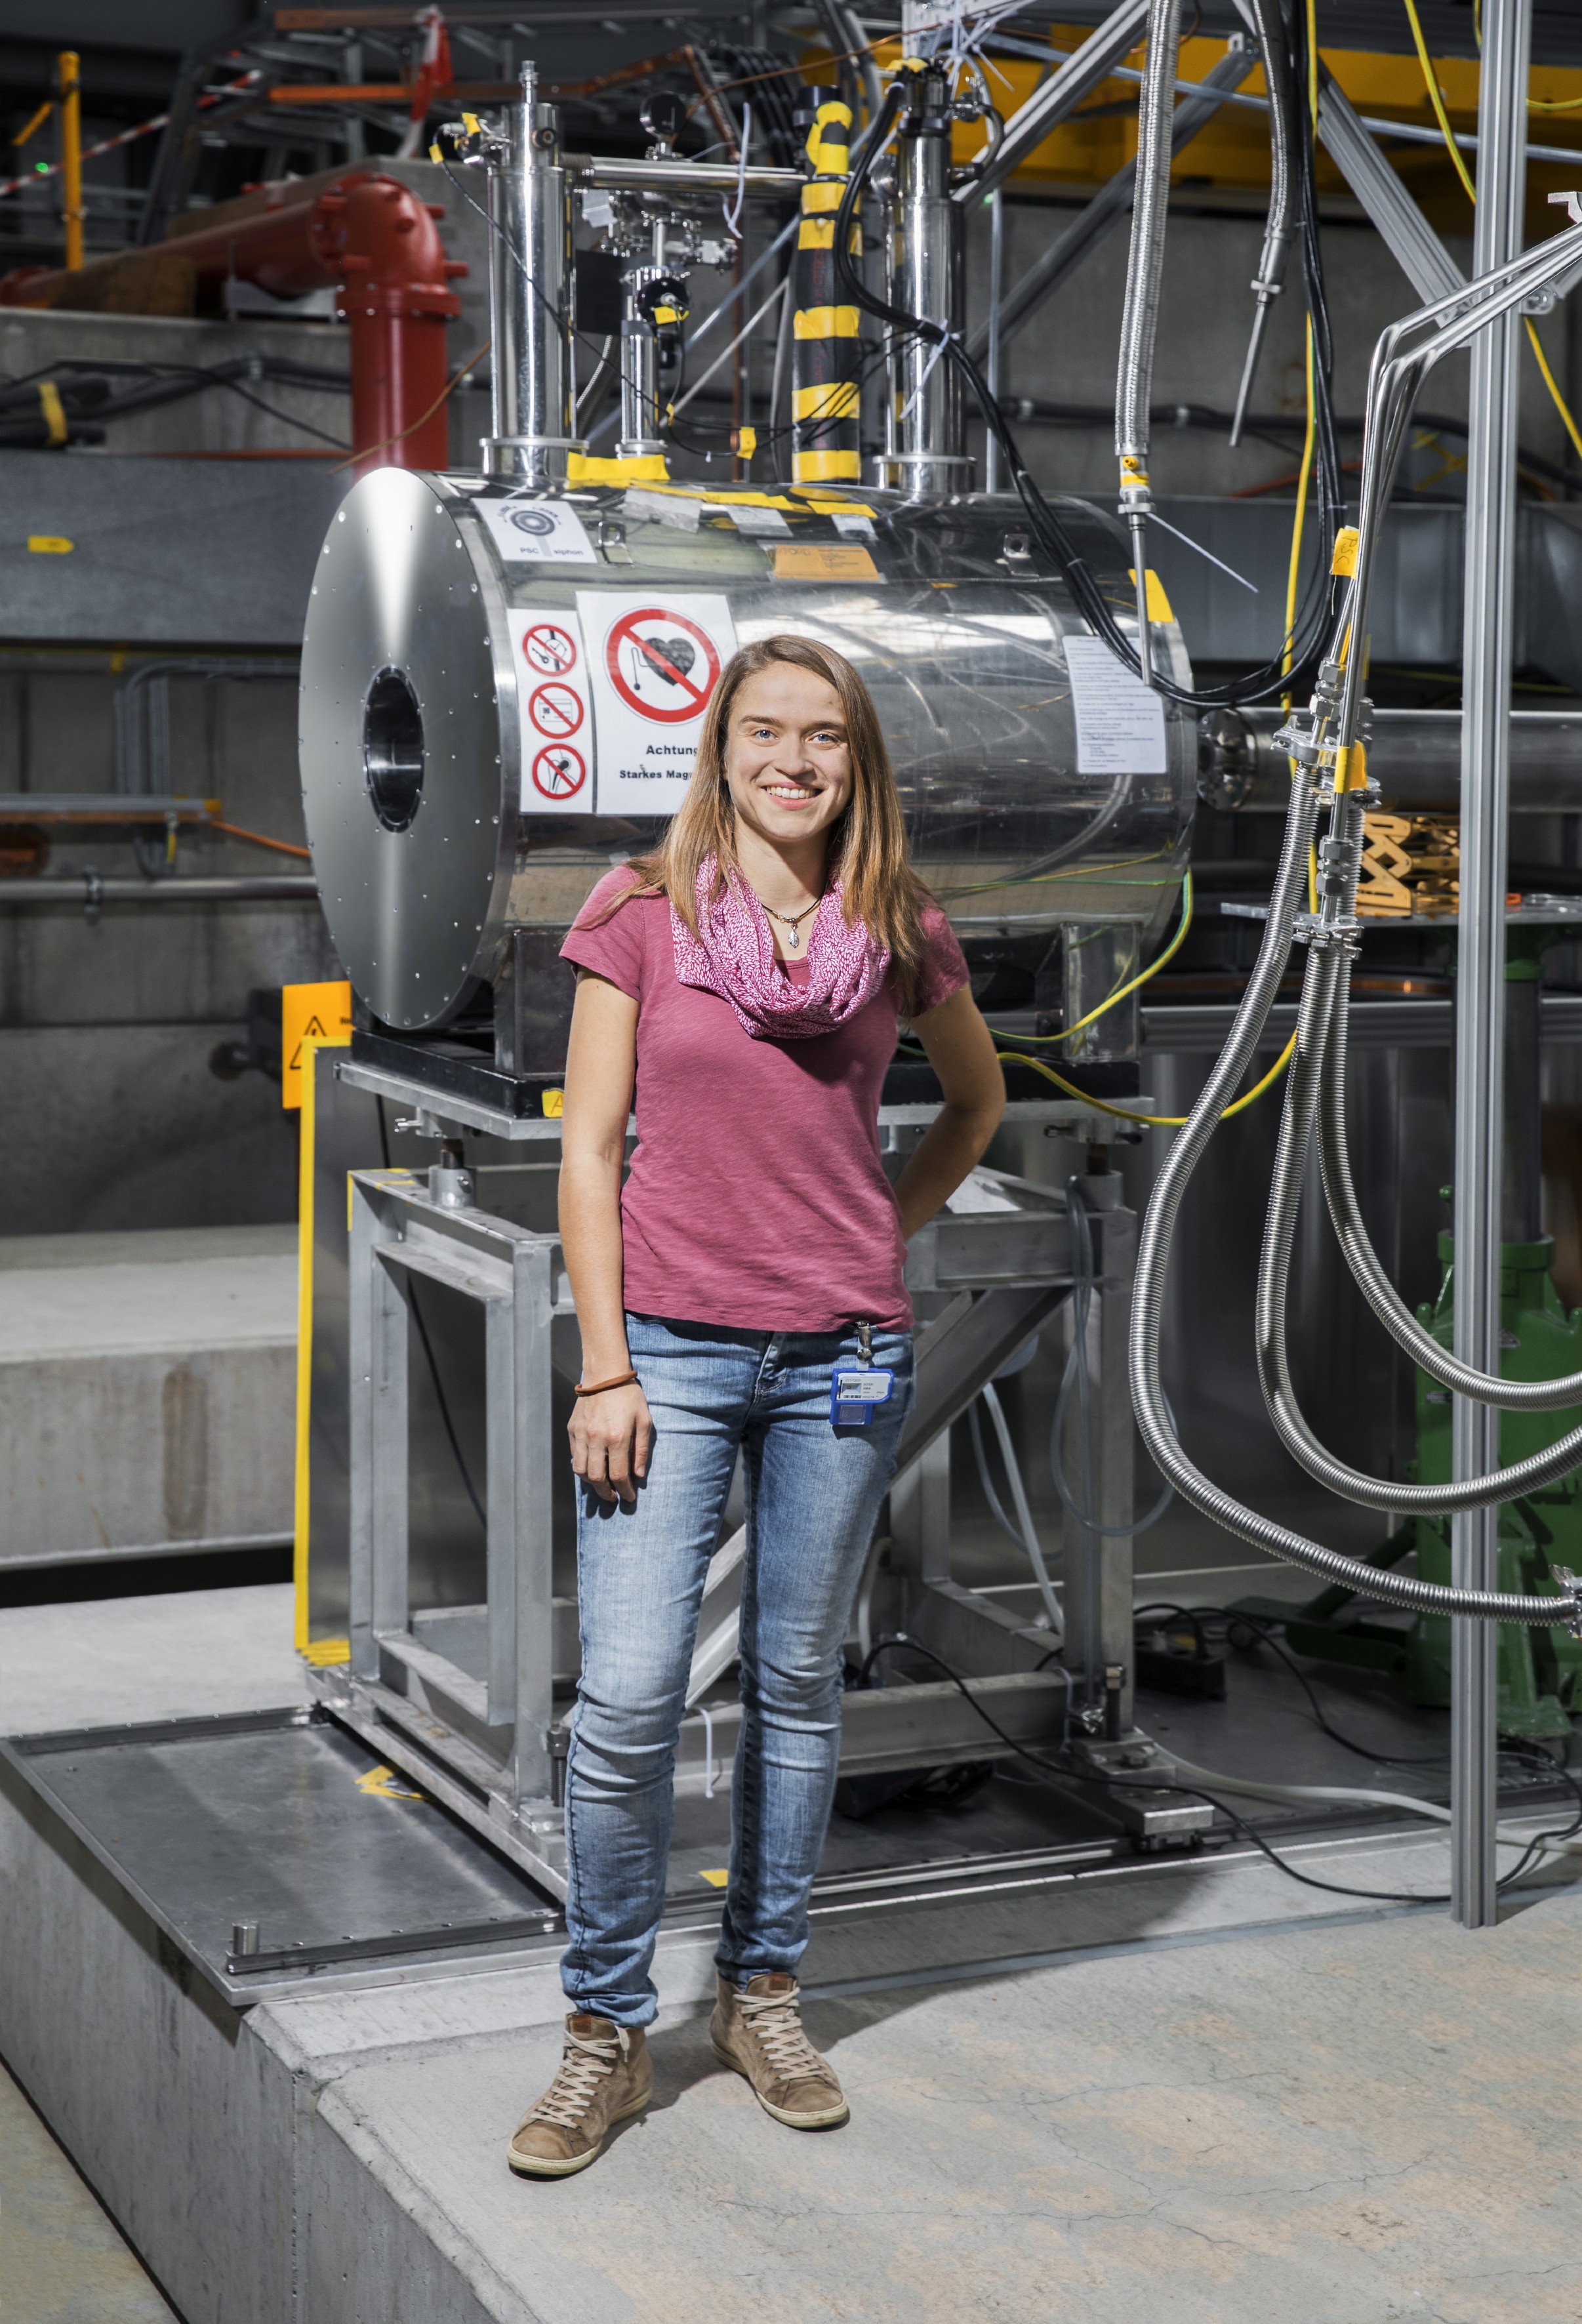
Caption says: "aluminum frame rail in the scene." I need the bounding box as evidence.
[1453,0,1532,1933]
[314,1151,1157,1897]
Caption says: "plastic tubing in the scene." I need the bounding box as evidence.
[1164,1750,1582,1860]
[971,1385,1065,1639]
[1127,773,1575,1625]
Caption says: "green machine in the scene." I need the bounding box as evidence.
[1238,929,1582,1743]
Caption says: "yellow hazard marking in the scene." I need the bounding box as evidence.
[790,452,864,485]
[355,1763,424,1801]
[794,304,859,340]
[801,180,845,213]
[36,380,68,445]
[542,1087,564,1117]
[698,1867,730,1887]
[793,380,859,422]
[1331,525,1360,576]
[1128,567,1175,624]
[773,539,875,578]
[27,533,73,553]
[301,1635,350,1667]
[568,451,668,485]
[281,979,353,1111]
[1335,741,1369,792]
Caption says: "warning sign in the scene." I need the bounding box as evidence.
[577,592,737,815]
[281,979,352,1111]
[532,743,588,802]
[512,610,594,816]
[527,680,584,739]
[523,621,578,678]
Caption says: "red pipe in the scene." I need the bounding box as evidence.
[0,171,466,476]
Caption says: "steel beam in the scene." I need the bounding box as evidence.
[1451,0,1531,1932]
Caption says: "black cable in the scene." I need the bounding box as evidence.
[1134,1601,1448,1767]
[375,1099,487,1530]
[832,73,1341,709]
[855,1633,1457,1902]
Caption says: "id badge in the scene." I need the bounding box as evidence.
[830,1368,895,1427]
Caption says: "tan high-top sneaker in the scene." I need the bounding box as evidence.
[506,2013,652,2178]
[710,1972,849,2129]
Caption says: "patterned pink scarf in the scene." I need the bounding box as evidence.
[671,854,891,1041]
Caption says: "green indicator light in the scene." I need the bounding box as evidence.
[33,161,48,174]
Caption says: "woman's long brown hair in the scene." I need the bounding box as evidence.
[588,633,933,1009]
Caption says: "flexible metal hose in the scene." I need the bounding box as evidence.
[1114,0,1180,464]
[1127,776,1578,1626]
[1319,956,1582,1408]
[1254,932,1582,1508]
[1228,0,1295,447]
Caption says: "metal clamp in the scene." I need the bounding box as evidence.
[1551,1563,1582,1640]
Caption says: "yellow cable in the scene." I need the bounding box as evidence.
[1402,0,1478,202]
[990,872,1193,1048]
[997,1035,1298,1130]
[1524,316,1582,465]
[1402,0,1582,467]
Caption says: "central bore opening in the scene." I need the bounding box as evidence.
[363,665,426,832]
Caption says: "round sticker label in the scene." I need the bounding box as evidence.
[527,680,584,739]
[605,606,722,725]
[522,621,578,677]
[531,743,588,800]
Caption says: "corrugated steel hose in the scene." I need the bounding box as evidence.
[1127,771,1582,1629]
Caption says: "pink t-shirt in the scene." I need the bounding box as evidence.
[561,870,969,1332]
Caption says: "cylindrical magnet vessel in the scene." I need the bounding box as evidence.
[299,470,1196,1032]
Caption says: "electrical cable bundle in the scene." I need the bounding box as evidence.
[830,9,1345,710]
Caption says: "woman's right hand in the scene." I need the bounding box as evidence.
[569,1380,654,1508]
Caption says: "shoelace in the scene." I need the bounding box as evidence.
[524,2027,621,2130]
[738,1985,824,2080]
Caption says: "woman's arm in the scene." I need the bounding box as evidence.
[891,982,1007,1238]
[558,971,653,1505]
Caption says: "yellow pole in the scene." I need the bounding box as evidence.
[58,51,83,272]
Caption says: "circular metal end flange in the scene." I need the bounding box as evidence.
[300,469,510,1030]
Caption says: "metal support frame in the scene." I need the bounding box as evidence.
[314,1071,1171,1893]
[1451,0,1532,1930]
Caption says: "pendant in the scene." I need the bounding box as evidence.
[786,925,800,951]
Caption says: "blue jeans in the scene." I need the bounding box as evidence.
[561,1313,914,2028]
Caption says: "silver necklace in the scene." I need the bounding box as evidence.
[758,895,821,952]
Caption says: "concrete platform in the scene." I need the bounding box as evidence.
[4,1583,1581,2323]
[0,1225,296,1568]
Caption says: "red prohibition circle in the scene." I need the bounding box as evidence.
[523,621,578,677]
[531,743,587,800]
[605,606,721,724]
[527,680,584,739]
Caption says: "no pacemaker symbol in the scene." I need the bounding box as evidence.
[532,743,586,801]
[606,606,721,725]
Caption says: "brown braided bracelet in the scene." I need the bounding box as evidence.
[573,1370,639,1398]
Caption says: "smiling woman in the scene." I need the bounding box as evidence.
[502,634,1005,2182]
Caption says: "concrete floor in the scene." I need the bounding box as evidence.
[7,1583,1582,2323]
[0,2060,178,2324]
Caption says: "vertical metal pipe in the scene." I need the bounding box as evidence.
[58,51,83,273]
[1114,0,1182,688]
[884,62,970,497]
[985,186,1004,493]
[483,62,578,480]
[1450,0,1531,1931]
